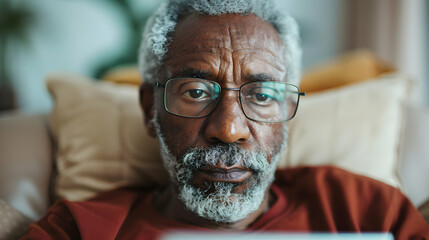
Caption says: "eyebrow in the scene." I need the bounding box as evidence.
[174,69,279,82]
[175,68,213,79]
[245,73,279,82]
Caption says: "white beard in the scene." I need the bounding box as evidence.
[152,115,286,223]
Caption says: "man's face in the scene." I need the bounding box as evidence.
[150,14,288,222]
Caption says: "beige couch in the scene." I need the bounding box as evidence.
[1,51,429,238]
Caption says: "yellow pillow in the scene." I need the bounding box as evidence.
[300,49,395,93]
[47,72,410,201]
[101,65,142,86]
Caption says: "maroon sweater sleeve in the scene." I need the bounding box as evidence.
[21,200,81,240]
[272,167,429,238]
[20,188,141,240]
[323,167,429,239]
[389,189,429,239]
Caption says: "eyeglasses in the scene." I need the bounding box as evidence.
[154,78,305,123]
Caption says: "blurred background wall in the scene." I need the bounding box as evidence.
[0,0,427,113]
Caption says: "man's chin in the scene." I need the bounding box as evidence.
[177,181,266,223]
[170,162,280,223]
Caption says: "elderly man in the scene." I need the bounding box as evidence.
[23,0,428,239]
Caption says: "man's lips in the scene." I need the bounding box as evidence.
[196,167,252,183]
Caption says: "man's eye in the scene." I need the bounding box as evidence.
[245,90,276,105]
[184,89,209,99]
[254,93,270,102]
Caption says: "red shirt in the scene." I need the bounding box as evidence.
[22,166,429,239]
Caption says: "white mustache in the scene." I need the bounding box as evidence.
[181,144,269,173]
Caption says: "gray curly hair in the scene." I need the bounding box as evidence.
[139,0,302,85]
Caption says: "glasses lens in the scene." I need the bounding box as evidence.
[164,78,220,117]
[241,82,299,122]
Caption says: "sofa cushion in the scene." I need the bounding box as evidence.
[46,71,410,201]
[0,199,32,240]
[400,105,429,206]
[0,113,53,220]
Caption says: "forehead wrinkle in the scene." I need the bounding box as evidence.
[245,55,286,75]
[236,49,286,77]
[165,51,220,78]
[225,16,286,86]
[214,23,234,86]
[165,46,234,60]
[166,53,219,68]
[165,14,287,85]
[225,23,241,86]
[232,47,282,59]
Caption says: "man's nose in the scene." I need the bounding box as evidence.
[204,92,251,144]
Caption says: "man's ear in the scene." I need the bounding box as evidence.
[139,83,157,138]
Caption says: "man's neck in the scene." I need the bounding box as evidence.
[152,185,274,230]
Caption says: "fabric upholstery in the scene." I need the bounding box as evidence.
[0,113,53,220]
[400,105,429,206]
[0,199,32,240]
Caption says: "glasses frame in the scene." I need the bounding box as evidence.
[154,78,306,123]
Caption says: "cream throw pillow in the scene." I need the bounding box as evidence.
[47,73,167,201]
[47,72,410,201]
[280,74,411,188]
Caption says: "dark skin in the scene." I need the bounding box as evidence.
[140,13,288,230]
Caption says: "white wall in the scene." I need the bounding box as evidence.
[275,0,429,106]
[396,0,427,105]
[274,0,348,69]
[11,0,425,112]
[9,0,131,112]
[425,2,429,106]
